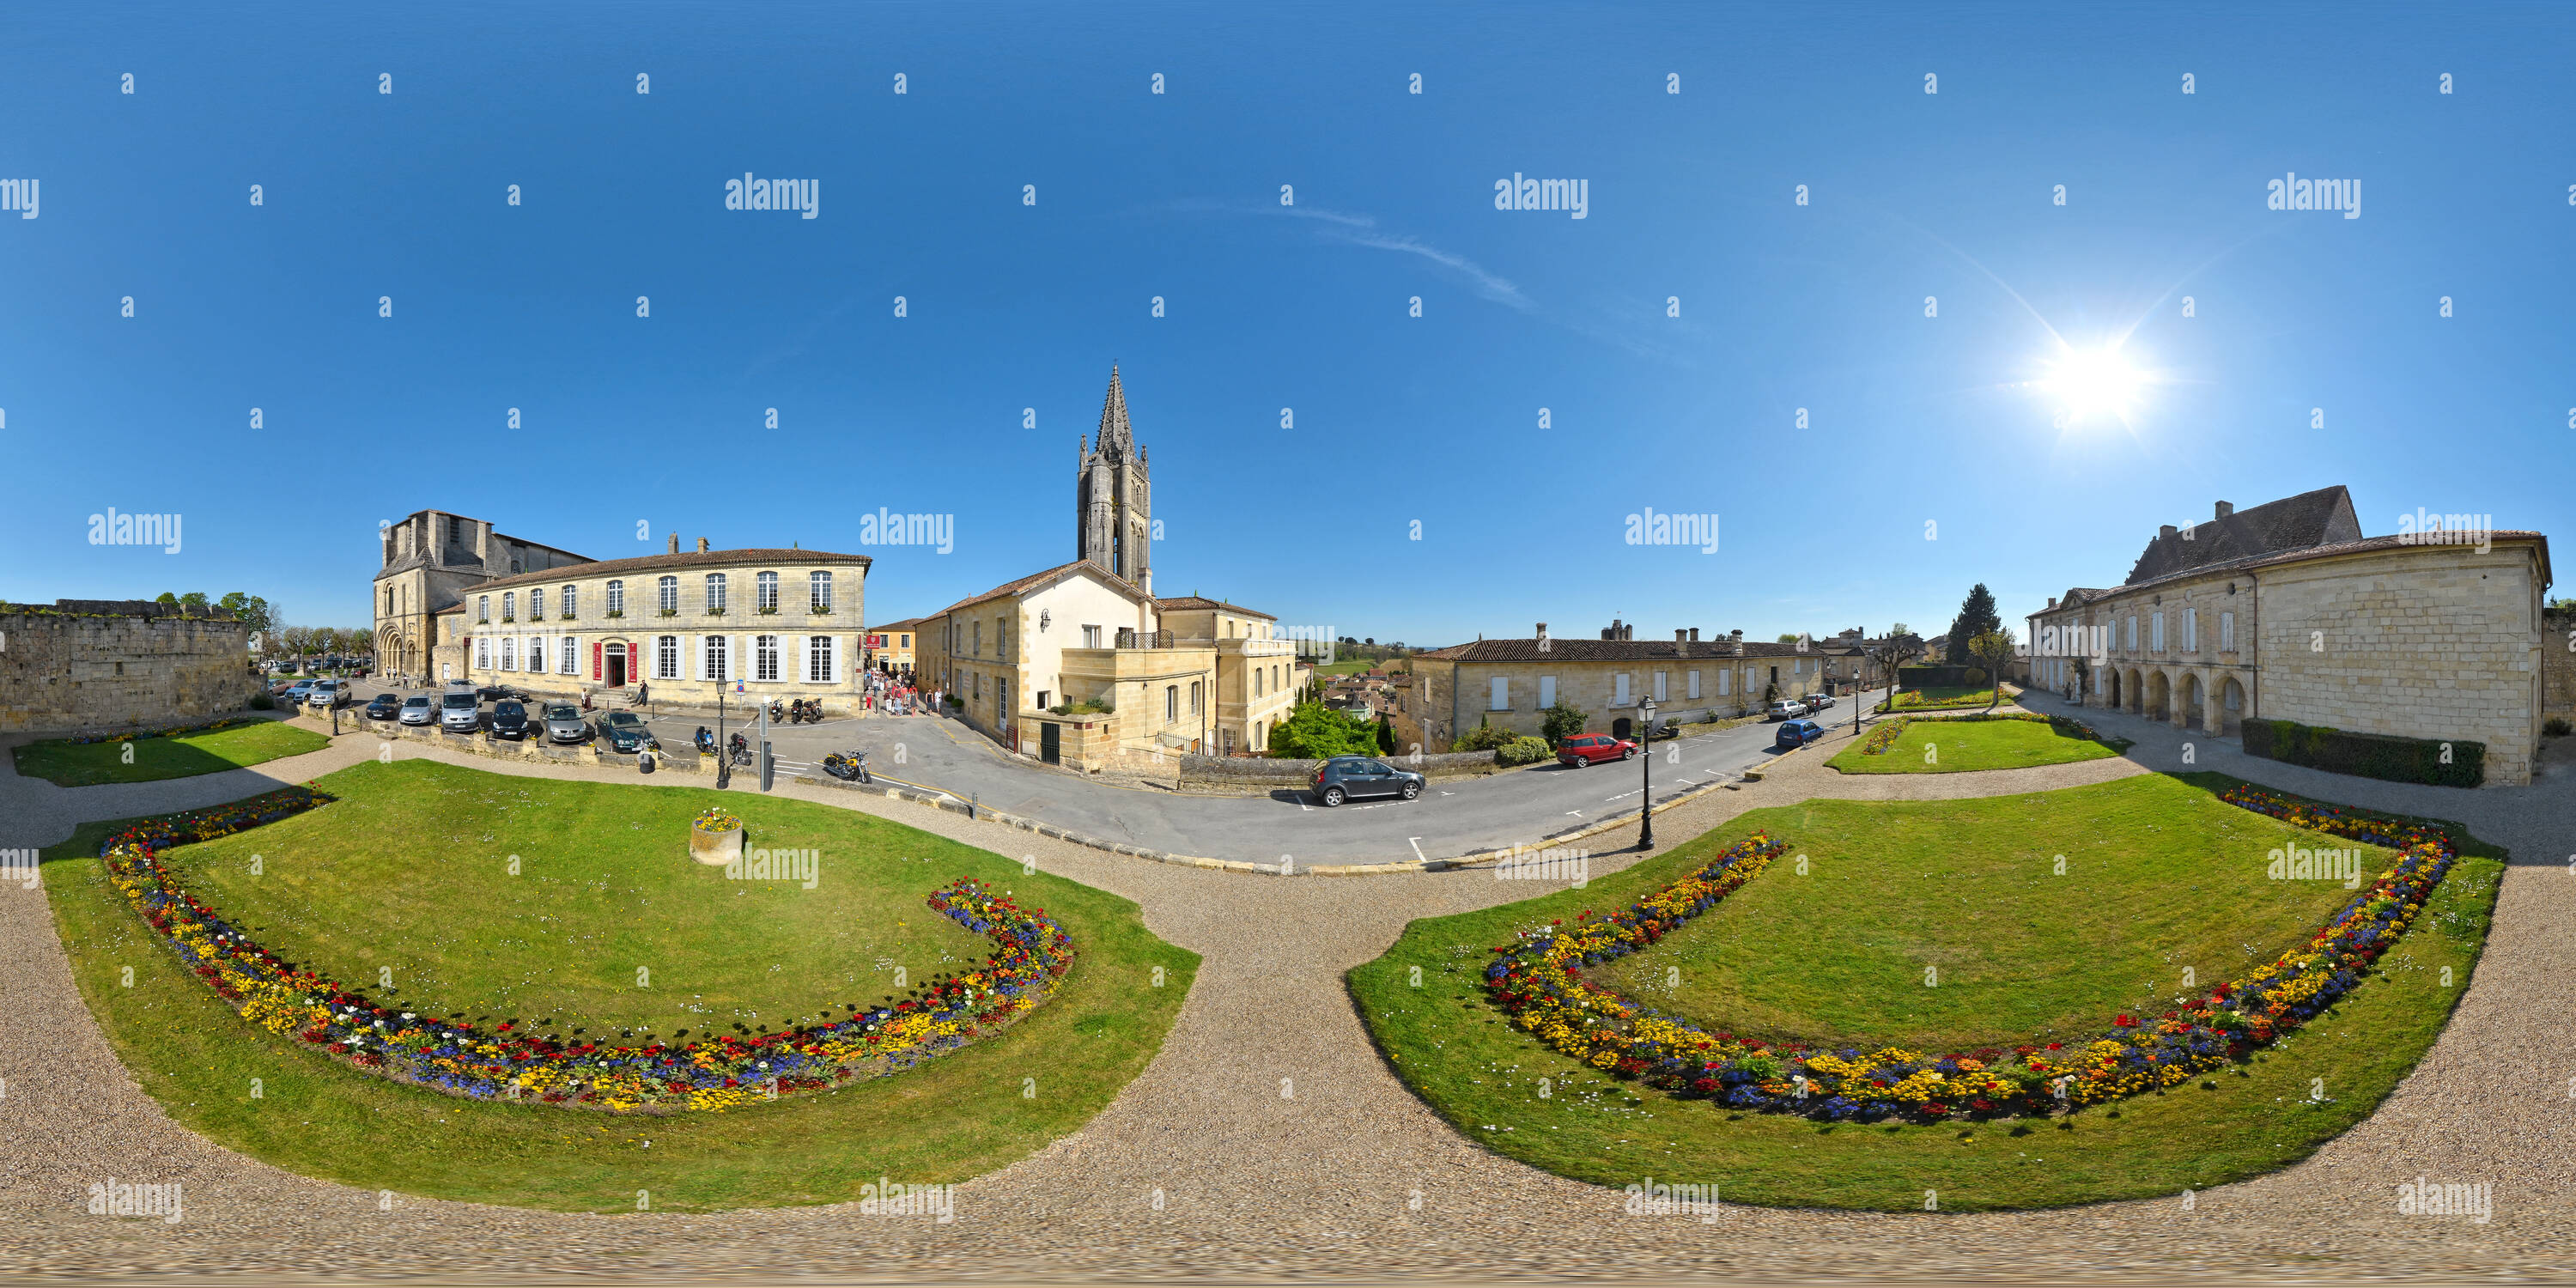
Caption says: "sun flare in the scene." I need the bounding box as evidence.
[2039,347,2147,422]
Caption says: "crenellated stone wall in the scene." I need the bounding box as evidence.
[1,600,255,734]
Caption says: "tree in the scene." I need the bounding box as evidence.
[1364,636,1375,646]
[1864,632,1926,717]
[218,592,274,642]
[1888,622,1911,638]
[1968,629,2018,708]
[1267,702,1381,759]
[1945,584,2001,665]
[178,591,209,608]
[1375,717,1398,755]
[1540,701,1587,747]
[1776,633,1799,644]
[154,592,179,605]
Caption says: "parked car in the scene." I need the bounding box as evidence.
[1310,756,1425,806]
[364,693,401,720]
[1765,699,1806,720]
[308,679,355,709]
[398,695,436,726]
[1773,718,1827,750]
[593,710,658,753]
[1801,692,1834,713]
[439,690,482,733]
[1554,732,1638,767]
[474,683,526,702]
[283,680,317,706]
[489,700,532,740]
[541,703,589,744]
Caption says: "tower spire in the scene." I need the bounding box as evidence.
[1096,363,1134,459]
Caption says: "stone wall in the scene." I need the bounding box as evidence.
[1179,749,1498,787]
[0,601,253,734]
[2543,607,2576,732]
[2254,545,2545,786]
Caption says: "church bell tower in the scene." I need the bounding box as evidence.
[1076,365,1151,592]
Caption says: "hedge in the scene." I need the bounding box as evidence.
[2242,718,2484,788]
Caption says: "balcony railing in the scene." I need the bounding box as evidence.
[1114,628,1175,649]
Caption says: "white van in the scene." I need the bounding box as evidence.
[439,685,482,733]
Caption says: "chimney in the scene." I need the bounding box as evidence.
[2215,500,2234,520]
[1674,629,1688,657]
[1689,628,1700,641]
[696,537,710,553]
[2160,524,2179,541]
[667,532,680,555]
[2047,596,2058,610]
[1730,629,1745,656]
[1536,622,1547,638]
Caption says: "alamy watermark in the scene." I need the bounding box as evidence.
[724,173,818,218]
[0,177,36,219]
[2268,843,2362,887]
[857,508,953,554]
[857,1176,954,1222]
[88,507,182,554]
[2396,1177,2492,1224]
[1493,173,1588,219]
[2,849,37,890]
[2266,172,2360,219]
[725,848,818,889]
[2394,508,2492,553]
[1493,845,1589,888]
[1624,1177,1721,1222]
[1625,507,1718,553]
[85,1178,182,1224]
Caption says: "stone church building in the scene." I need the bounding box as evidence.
[2026,484,2554,785]
[916,368,1307,769]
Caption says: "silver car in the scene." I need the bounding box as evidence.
[306,679,350,709]
[541,703,589,744]
[398,695,436,726]
[439,690,482,733]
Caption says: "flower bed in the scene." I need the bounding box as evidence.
[102,791,1077,1114]
[691,806,742,832]
[1856,717,1910,756]
[1481,782,2454,1121]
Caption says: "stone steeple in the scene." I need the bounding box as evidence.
[1075,365,1151,592]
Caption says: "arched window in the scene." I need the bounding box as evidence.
[808,635,835,682]
[501,592,515,622]
[477,595,490,623]
[559,636,575,674]
[657,576,678,614]
[1190,680,1202,714]
[756,634,781,681]
[501,638,516,671]
[655,635,679,679]
[756,571,779,612]
[1254,668,1263,696]
[530,588,545,619]
[703,634,730,681]
[811,570,833,612]
[562,584,578,619]
[605,580,624,615]
[705,573,727,616]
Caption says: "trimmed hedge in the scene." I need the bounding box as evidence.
[2242,718,2483,788]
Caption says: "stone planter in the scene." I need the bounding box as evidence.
[690,823,744,866]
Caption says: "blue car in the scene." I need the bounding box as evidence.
[1773,718,1826,750]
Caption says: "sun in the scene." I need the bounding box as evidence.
[2038,346,2147,422]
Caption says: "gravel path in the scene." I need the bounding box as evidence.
[3,710,2571,1281]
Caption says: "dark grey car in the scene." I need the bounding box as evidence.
[1309,755,1425,807]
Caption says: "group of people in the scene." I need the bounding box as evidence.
[863,671,935,718]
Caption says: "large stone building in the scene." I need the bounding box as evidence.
[1397,621,1862,753]
[2026,485,2554,785]
[373,513,875,711]
[0,598,252,733]
[914,368,1306,769]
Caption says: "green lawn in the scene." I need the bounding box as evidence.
[12,719,330,787]
[1827,717,2121,775]
[1880,686,2002,712]
[44,758,1197,1212]
[1352,773,2502,1210]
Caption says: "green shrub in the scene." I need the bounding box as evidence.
[249,692,274,710]
[1540,702,1588,746]
[2243,717,2483,787]
[1450,720,1517,754]
[1270,702,1382,759]
[2547,716,2573,738]
[1963,667,1989,687]
[1496,736,1552,767]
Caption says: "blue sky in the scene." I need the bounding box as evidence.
[4,2,2569,644]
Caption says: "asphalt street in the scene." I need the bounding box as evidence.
[307,674,1891,866]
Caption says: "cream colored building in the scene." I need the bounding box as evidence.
[869,617,924,675]
[1399,622,1850,753]
[912,369,1309,769]
[411,533,872,711]
[2027,485,2553,785]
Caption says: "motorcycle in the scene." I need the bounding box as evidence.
[796,698,823,724]
[694,726,715,756]
[727,731,753,767]
[767,700,785,725]
[821,750,871,783]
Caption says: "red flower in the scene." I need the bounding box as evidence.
[2112,1015,2137,1027]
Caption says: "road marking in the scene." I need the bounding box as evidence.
[1566,810,1583,818]
[1406,836,1426,863]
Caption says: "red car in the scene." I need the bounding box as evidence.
[1555,732,1638,767]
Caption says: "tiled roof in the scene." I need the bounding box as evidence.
[2123,485,2360,586]
[1415,637,1855,664]
[871,617,928,633]
[2044,530,2551,607]
[1152,595,1277,621]
[929,558,1149,618]
[461,549,870,595]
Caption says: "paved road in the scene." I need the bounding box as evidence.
[632,688,1896,866]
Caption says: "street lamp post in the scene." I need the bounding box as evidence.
[1637,695,1657,850]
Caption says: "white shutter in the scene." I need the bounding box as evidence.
[1490,677,1509,710]
[1614,672,1631,706]
[687,635,700,681]
[1539,675,1556,708]
[1688,670,1701,699]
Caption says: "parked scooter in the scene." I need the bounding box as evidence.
[821,750,871,783]
[767,700,785,724]
[694,726,715,756]
[727,731,753,767]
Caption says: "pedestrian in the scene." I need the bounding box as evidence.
[636,680,649,707]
